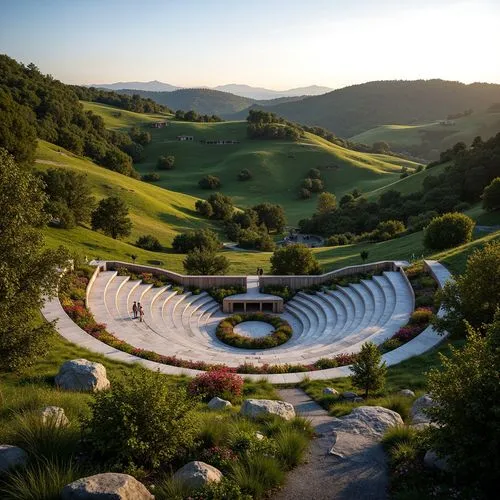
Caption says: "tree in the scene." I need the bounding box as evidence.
[423,212,475,250]
[195,199,213,218]
[302,178,313,190]
[172,229,221,254]
[199,175,221,190]
[316,192,336,214]
[91,196,132,239]
[207,192,233,220]
[238,169,252,181]
[157,155,175,170]
[434,241,500,336]
[360,250,369,263]
[482,177,500,211]
[299,188,311,199]
[183,249,229,275]
[41,168,96,225]
[426,314,500,497]
[308,168,321,179]
[350,342,387,397]
[270,244,322,275]
[136,234,163,252]
[372,141,390,153]
[310,178,324,193]
[252,203,286,233]
[0,149,68,371]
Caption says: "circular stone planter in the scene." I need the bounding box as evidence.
[216,313,292,349]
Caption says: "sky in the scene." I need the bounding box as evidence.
[1,0,499,90]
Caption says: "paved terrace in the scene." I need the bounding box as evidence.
[42,260,451,384]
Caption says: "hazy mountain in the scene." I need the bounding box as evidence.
[261,79,500,137]
[213,83,332,100]
[92,80,181,92]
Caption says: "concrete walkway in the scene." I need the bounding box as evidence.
[274,389,388,500]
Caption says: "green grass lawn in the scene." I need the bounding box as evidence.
[81,101,171,129]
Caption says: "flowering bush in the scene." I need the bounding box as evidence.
[393,325,423,342]
[188,367,243,401]
[409,307,433,325]
[199,446,237,472]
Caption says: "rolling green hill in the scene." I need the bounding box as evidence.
[81,101,171,130]
[130,119,420,225]
[351,109,500,159]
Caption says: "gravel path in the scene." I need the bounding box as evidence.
[274,388,388,500]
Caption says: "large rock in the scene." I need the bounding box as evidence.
[40,406,69,427]
[424,450,449,471]
[342,391,358,400]
[61,473,153,499]
[410,394,435,425]
[173,461,223,489]
[55,359,110,392]
[240,399,295,421]
[323,387,338,396]
[399,389,415,398]
[0,445,27,472]
[330,406,403,461]
[207,397,232,410]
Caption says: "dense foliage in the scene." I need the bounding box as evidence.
[157,155,175,170]
[0,149,68,371]
[83,369,199,471]
[183,249,230,275]
[349,341,387,397]
[135,234,163,252]
[434,241,500,336]
[482,177,500,211]
[246,110,302,141]
[427,314,500,498]
[270,244,321,275]
[91,196,132,239]
[172,229,221,253]
[199,175,221,190]
[423,212,475,250]
[0,55,140,177]
[188,368,244,401]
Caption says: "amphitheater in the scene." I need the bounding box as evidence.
[43,259,450,383]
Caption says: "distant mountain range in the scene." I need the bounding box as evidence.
[92,81,332,100]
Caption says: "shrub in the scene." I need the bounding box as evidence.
[207,286,245,303]
[157,155,175,170]
[183,249,230,275]
[274,428,309,468]
[172,229,221,253]
[195,199,213,218]
[482,177,500,211]
[415,295,434,308]
[199,446,238,473]
[299,188,311,199]
[423,212,475,250]
[409,307,433,325]
[237,169,252,181]
[188,368,243,401]
[141,172,160,182]
[313,358,338,369]
[135,234,163,252]
[270,244,321,275]
[82,369,199,471]
[199,175,221,189]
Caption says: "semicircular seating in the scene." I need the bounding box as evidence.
[87,269,413,368]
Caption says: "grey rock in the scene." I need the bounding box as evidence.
[55,359,110,392]
[424,450,449,471]
[410,394,436,425]
[40,406,69,427]
[61,473,153,499]
[353,397,364,403]
[174,461,223,489]
[342,391,358,399]
[399,389,416,398]
[240,399,295,421]
[207,397,232,410]
[323,387,338,396]
[0,445,27,472]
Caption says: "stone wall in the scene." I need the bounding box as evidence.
[99,261,247,289]
[259,261,399,290]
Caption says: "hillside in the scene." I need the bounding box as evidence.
[131,119,420,225]
[351,108,500,159]
[213,84,332,100]
[255,79,500,137]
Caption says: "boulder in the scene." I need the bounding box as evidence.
[424,450,449,471]
[207,397,232,410]
[323,387,338,396]
[240,399,295,421]
[342,391,358,400]
[410,394,435,425]
[40,406,69,427]
[399,389,416,398]
[353,397,364,403]
[55,359,110,392]
[0,445,27,472]
[61,473,153,499]
[173,461,223,489]
[255,431,265,441]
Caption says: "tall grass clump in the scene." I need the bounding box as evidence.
[381,425,418,452]
[0,458,80,500]
[231,454,284,499]
[274,428,309,468]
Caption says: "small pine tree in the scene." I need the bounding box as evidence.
[350,342,387,397]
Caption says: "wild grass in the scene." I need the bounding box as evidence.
[381,425,419,451]
[274,427,309,468]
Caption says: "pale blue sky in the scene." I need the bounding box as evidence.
[1,0,498,89]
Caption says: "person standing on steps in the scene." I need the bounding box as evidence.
[132,301,138,319]
[139,304,144,322]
